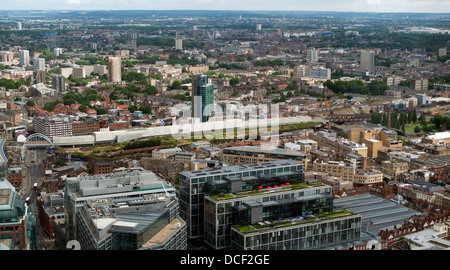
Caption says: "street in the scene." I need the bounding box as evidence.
[22,148,56,250]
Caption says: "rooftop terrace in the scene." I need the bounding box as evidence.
[209,181,327,202]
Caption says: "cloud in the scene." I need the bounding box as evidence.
[67,0,82,4]
[366,0,381,4]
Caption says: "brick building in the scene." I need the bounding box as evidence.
[91,160,114,175]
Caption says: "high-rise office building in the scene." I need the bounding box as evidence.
[309,67,331,80]
[306,48,319,63]
[53,48,63,57]
[19,50,30,66]
[175,32,183,50]
[0,51,14,64]
[293,64,307,79]
[33,70,46,84]
[410,78,429,91]
[204,181,337,250]
[360,50,376,75]
[17,22,22,31]
[256,24,262,31]
[178,160,304,244]
[33,57,45,71]
[108,57,122,83]
[52,74,66,94]
[191,74,215,122]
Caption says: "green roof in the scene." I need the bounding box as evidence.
[209,182,325,201]
[234,209,358,234]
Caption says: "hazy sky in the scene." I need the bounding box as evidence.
[2,0,450,13]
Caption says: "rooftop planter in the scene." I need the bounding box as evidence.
[210,182,325,201]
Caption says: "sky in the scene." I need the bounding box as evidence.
[1,0,450,13]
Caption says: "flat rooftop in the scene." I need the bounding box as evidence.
[141,217,185,249]
[223,146,306,156]
[207,182,328,202]
[181,159,302,178]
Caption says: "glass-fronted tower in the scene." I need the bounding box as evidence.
[191,74,215,122]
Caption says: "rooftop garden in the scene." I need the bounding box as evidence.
[234,209,357,234]
[209,181,325,201]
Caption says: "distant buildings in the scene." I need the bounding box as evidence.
[52,74,66,94]
[383,75,404,87]
[175,32,183,50]
[108,57,122,83]
[0,51,13,64]
[19,50,30,66]
[53,48,63,57]
[309,67,331,80]
[293,64,307,79]
[34,116,73,139]
[410,78,428,91]
[306,48,319,63]
[33,57,45,71]
[360,50,375,74]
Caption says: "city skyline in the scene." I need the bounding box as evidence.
[2,0,450,14]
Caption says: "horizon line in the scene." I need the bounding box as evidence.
[1,9,450,14]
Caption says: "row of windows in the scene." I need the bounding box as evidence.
[236,228,361,250]
[185,165,302,184]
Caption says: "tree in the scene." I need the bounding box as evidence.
[78,104,87,112]
[230,77,240,86]
[95,107,107,115]
[431,114,443,130]
[414,126,421,133]
[412,109,418,123]
[26,100,35,107]
[419,114,426,123]
[170,80,182,90]
[144,85,158,95]
[139,106,152,114]
[128,105,138,113]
